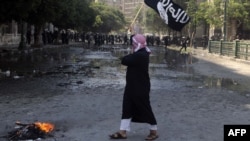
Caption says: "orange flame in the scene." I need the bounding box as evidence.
[34,122,55,133]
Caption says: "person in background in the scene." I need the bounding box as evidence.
[109,34,159,140]
[180,36,190,52]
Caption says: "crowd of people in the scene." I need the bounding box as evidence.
[26,29,206,51]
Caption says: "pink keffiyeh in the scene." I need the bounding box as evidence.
[132,34,151,53]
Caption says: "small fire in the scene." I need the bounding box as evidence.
[34,122,55,133]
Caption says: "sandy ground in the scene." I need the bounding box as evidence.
[0,47,250,141]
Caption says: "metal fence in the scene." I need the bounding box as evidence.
[208,40,250,60]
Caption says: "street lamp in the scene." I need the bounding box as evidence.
[223,0,228,41]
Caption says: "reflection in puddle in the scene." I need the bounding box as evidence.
[168,73,249,95]
[0,45,249,95]
[201,76,249,94]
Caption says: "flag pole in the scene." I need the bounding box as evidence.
[129,2,144,33]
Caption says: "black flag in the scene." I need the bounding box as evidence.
[144,0,190,31]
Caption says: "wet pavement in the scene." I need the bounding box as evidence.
[0,44,249,94]
[0,43,250,141]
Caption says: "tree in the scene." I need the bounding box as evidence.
[0,0,37,23]
[0,0,64,47]
[0,0,41,49]
[90,2,126,33]
[26,0,66,46]
[227,0,250,39]
[0,0,96,47]
[53,0,95,31]
[195,0,250,40]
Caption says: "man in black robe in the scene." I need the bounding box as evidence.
[110,34,158,140]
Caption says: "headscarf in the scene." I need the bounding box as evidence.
[132,34,151,53]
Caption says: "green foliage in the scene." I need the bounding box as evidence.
[195,0,222,27]
[90,2,126,33]
[52,0,76,29]
[93,15,103,27]
[0,0,126,33]
[27,0,61,26]
[0,0,95,31]
[0,0,39,23]
[195,0,249,28]
[228,0,249,21]
[52,0,95,31]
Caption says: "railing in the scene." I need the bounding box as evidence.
[208,40,249,60]
[0,34,21,46]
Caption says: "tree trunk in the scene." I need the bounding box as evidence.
[18,21,27,50]
[209,25,215,40]
[32,25,43,47]
[228,19,237,41]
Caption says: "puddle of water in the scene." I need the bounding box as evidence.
[0,45,249,95]
[154,48,249,95]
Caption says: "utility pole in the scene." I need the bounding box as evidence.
[223,0,228,41]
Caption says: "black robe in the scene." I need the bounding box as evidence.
[121,48,157,125]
